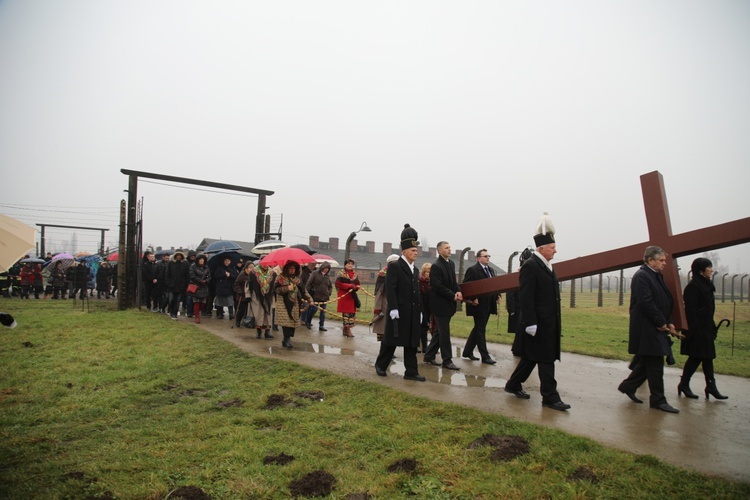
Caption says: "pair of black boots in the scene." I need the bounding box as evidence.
[256,329,274,339]
[677,376,728,400]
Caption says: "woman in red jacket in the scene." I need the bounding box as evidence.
[335,258,361,337]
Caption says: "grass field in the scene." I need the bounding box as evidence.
[0,298,748,498]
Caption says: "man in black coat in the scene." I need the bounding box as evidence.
[423,241,463,370]
[461,249,499,364]
[504,214,570,411]
[618,245,683,413]
[375,224,425,381]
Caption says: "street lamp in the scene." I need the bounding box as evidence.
[344,221,371,263]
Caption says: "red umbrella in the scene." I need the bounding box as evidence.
[260,247,316,268]
[106,252,119,262]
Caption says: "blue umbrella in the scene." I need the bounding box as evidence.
[204,240,243,254]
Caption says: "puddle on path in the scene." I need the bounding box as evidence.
[269,341,508,390]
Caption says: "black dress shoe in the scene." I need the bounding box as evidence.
[462,354,479,361]
[618,387,643,404]
[650,403,679,413]
[442,362,460,370]
[375,366,387,377]
[319,327,327,332]
[543,401,571,411]
[504,387,530,399]
[282,339,293,349]
[424,358,441,366]
[404,374,426,381]
[481,359,497,365]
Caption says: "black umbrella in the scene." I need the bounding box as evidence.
[291,243,316,255]
[204,240,243,254]
[154,249,172,258]
[207,251,252,273]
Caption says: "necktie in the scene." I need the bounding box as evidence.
[484,266,492,278]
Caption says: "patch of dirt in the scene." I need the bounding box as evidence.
[263,452,295,465]
[65,383,74,389]
[163,384,179,391]
[386,458,419,474]
[22,341,34,347]
[288,470,336,498]
[567,466,599,483]
[167,485,212,499]
[294,390,324,401]
[215,399,244,408]
[264,393,303,410]
[468,434,531,462]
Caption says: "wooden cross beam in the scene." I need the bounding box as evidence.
[460,170,750,329]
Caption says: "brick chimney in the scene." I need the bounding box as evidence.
[366,240,375,253]
[309,235,320,249]
[468,250,476,261]
[349,239,358,253]
[428,247,436,258]
[329,237,339,251]
[383,242,392,254]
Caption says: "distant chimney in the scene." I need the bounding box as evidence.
[428,247,436,258]
[383,242,392,254]
[366,240,375,253]
[468,250,476,261]
[309,235,320,249]
[330,237,339,251]
[349,239,358,254]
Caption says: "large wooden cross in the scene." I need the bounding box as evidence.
[461,170,750,329]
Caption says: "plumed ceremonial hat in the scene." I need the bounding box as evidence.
[400,223,419,250]
[533,212,556,247]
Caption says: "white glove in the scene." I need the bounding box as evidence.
[390,309,400,320]
[525,325,537,336]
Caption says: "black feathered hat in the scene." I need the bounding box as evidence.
[533,212,556,247]
[400,223,419,250]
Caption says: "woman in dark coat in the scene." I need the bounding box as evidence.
[214,257,238,320]
[678,258,728,400]
[96,261,112,298]
[188,254,211,323]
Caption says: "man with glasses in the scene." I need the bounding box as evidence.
[461,249,499,364]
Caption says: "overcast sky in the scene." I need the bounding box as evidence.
[1,1,748,275]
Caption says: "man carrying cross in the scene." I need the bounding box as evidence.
[504,213,571,411]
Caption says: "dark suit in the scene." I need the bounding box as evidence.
[375,257,423,376]
[618,264,673,406]
[505,253,563,404]
[424,256,459,365]
[462,262,499,361]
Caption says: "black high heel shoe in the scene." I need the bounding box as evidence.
[705,380,728,400]
[677,377,699,399]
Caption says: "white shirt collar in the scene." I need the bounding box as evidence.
[533,250,554,271]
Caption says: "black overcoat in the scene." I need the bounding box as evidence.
[383,258,422,348]
[429,257,458,317]
[680,275,716,359]
[515,254,561,363]
[628,264,673,357]
[463,262,498,317]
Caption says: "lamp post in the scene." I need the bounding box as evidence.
[344,221,371,264]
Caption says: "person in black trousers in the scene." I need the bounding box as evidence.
[505,213,570,411]
[375,224,425,382]
[423,240,463,371]
[618,245,684,413]
[678,257,728,400]
[461,248,499,364]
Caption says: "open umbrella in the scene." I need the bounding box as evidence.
[46,253,75,272]
[312,253,340,267]
[106,252,119,262]
[260,247,317,268]
[154,249,172,258]
[290,243,316,255]
[20,257,46,264]
[203,240,243,254]
[207,251,252,273]
[0,214,36,273]
[251,240,289,255]
[75,251,92,259]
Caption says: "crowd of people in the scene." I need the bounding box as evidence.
[1,253,117,300]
